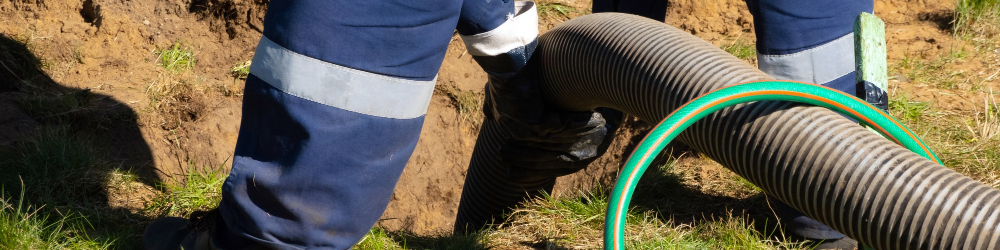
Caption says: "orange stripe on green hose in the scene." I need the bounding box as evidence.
[605,80,940,250]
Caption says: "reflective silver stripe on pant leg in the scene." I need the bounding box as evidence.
[757,33,855,85]
[459,1,538,57]
[249,36,437,119]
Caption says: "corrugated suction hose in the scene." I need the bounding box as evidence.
[456,13,1000,249]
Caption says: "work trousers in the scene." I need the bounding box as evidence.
[212,0,873,248]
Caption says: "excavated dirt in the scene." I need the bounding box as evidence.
[1,0,996,235]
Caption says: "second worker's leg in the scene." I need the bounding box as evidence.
[201,0,462,248]
[592,0,669,21]
[746,0,873,249]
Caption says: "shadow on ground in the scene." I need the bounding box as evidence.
[0,33,160,248]
[628,159,779,231]
[604,119,778,229]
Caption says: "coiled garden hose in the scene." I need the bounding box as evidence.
[604,80,941,249]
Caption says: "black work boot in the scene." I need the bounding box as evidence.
[143,210,219,250]
[771,201,858,250]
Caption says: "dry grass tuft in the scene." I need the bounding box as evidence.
[968,91,1000,141]
[954,0,1000,40]
[536,0,582,20]
[435,84,484,133]
[145,78,206,130]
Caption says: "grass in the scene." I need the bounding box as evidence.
[350,159,794,249]
[230,60,251,80]
[144,78,205,130]
[0,126,105,205]
[0,123,223,249]
[888,48,1000,185]
[145,79,192,111]
[894,46,972,90]
[154,43,195,72]
[677,213,793,250]
[484,191,628,249]
[0,33,49,90]
[486,187,803,249]
[721,38,756,61]
[354,228,489,250]
[435,84,484,132]
[145,163,227,217]
[0,126,141,249]
[888,92,933,122]
[954,0,1000,40]
[17,88,95,122]
[968,92,1000,142]
[537,0,581,20]
[355,227,398,249]
[0,190,113,249]
[467,156,802,249]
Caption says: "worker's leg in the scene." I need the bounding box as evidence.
[208,0,463,248]
[454,0,626,232]
[452,0,552,232]
[747,0,871,96]
[745,0,873,244]
[592,0,669,21]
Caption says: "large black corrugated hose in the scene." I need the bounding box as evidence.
[455,13,1000,249]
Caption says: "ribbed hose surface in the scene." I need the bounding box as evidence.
[541,13,1000,249]
[454,116,557,232]
[456,13,1000,249]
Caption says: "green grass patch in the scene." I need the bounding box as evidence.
[888,93,932,122]
[0,191,113,249]
[485,187,804,249]
[734,176,763,194]
[0,118,145,249]
[477,158,798,249]
[485,189,636,249]
[0,126,105,205]
[537,1,580,19]
[154,43,195,72]
[230,60,251,80]
[354,228,489,250]
[682,213,787,250]
[721,39,757,60]
[145,163,226,217]
[881,84,1000,185]
[624,212,795,249]
[355,227,398,250]
[535,190,613,229]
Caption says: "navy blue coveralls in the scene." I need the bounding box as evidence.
[210,0,873,248]
[212,0,539,248]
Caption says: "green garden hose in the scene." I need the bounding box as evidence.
[604,80,941,249]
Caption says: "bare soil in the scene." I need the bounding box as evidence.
[1,0,995,236]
